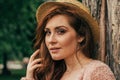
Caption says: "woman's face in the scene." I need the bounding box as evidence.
[44,15,82,60]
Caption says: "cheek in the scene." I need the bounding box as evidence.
[59,34,77,52]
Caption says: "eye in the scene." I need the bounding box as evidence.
[45,30,51,36]
[56,28,66,35]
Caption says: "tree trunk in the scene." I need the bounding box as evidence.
[106,0,120,79]
[99,0,106,62]
[82,0,120,79]
[2,52,11,75]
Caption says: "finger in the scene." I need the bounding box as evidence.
[29,49,40,62]
[30,58,43,66]
[20,77,27,80]
[31,64,43,70]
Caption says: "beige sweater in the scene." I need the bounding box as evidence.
[80,60,116,80]
[21,60,116,80]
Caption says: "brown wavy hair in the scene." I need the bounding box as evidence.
[34,3,95,80]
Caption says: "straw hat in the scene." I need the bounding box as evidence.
[36,0,99,43]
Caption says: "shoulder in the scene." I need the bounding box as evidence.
[84,60,111,72]
[84,60,116,80]
[87,60,110,69]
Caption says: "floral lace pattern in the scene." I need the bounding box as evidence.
[82,60,116,80]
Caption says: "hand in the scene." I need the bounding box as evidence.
[20,77,34,80]
[26,49,43,79]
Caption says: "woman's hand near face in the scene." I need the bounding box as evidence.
[26,49,43,79]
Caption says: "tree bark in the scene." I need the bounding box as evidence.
[83,0,120,79]
[82,0,103,60]
[99,0,106,62]
[106,0,120,79]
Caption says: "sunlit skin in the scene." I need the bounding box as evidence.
[24,15,92,80]
[45,15,92,79]
[21,0,115,79]
[45,15,82,60]
[21,14,114,80]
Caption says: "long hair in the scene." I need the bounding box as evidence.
[34,3,95,80]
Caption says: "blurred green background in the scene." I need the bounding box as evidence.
[0,0,44,80]
[0,0,82,80]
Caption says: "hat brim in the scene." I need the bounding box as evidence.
[36,1,100,43]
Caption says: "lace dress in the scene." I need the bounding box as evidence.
[79,60,116,80]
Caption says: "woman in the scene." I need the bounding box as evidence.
[21,0,115,80]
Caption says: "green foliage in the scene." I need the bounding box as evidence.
[0,0,44,62]
[0,69,26,80]
[78,0,82,2]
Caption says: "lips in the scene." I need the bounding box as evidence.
[49,47,61,53]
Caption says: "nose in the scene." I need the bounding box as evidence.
[47,33,57,44]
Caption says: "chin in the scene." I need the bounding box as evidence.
[51,57,63,61]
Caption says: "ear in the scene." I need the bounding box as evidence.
[77,36,84,43]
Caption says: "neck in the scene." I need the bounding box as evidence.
[64,52,92,72]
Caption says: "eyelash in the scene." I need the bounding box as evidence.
[56,29,66,35]
[45,30,51,36]
[45,29,66,36]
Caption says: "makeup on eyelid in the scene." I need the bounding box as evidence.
[44,26,67,36]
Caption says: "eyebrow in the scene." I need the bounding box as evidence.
[45,25,68,30]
